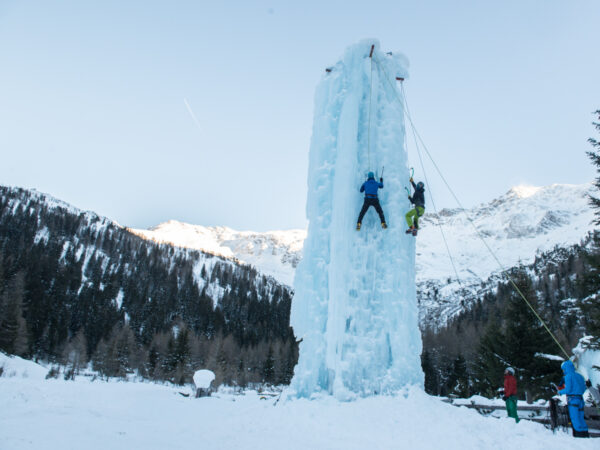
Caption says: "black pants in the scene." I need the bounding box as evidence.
[357,197,385,224]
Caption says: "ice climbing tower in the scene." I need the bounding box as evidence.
[290,40,423,399]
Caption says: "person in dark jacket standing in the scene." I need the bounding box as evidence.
[503,367,520,423]
[556,360,589,437]
[406,177,425,236]
[356,172,387,230]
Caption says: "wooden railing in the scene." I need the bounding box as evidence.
[443,398,600,437]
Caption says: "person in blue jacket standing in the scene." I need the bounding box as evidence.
[556,360,589,438]
[356,172,387,230]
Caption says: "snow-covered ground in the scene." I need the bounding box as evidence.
[1,354,596,450]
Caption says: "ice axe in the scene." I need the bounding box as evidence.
[405,168,414,197]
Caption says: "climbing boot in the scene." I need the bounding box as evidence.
[381,222,387,229]
[356,223,361,231]
[412,227,418,236]
[405,226,415,234]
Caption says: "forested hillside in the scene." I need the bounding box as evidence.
[422,233,598,399]
[0,186,297,386]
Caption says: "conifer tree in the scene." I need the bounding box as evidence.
[588,110,600,222]
[421,350,438,395]
[0,271,29,356]
[261,345,275,384]
[501,269,561,401]
[580,109,600,347]
[172,326,192,385]
[448,354,470,398]
[473,319,507,397]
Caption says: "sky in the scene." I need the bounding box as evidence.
[0,0,598,231]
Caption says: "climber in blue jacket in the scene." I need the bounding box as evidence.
[556,360,589,438]
[356,172,387,230]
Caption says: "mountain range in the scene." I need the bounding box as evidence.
[131,183,596,328]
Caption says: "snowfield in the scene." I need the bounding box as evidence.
[0,355,596,450]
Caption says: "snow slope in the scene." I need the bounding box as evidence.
[131,221,304,286]
[0,355,595,450]
[417,183,595,283]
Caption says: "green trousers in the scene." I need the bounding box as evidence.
[405,206,425,228]
[505,395,520,423]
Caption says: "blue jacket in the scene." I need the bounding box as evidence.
[360,178,383,198]
[558,360,586,397]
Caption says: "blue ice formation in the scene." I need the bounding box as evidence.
[290,40,423,399]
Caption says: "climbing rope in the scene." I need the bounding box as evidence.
[372,54,570,360]
[367,47,375,171]
[404,91,463,288]
[373,54,463,287]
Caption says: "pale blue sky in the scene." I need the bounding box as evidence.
[0,1,598,231]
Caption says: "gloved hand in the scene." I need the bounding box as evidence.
[380,177,383,183]
[502,395,508,401]
[586,379,592,388]
[410,177,413,183]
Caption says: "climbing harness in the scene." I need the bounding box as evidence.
[371,52,570,359]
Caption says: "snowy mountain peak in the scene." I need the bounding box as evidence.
[134,183,596,292]
[132,221,306,286]
[419,182,594,281]
[509,185,542,199]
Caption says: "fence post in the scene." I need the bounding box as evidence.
[549,398,559,432]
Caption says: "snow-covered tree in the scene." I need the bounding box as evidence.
[579,109,600,347]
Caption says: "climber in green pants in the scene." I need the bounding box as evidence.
[406,177,425,236]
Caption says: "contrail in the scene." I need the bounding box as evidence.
[184,98,202,132]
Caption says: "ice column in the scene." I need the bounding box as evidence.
[290,40,423,399]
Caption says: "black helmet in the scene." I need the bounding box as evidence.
[417,181,424,190]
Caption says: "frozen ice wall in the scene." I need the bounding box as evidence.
[290,40,423,399]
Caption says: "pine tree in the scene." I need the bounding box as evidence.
[261,345,275,384]
[448,354,470,398]
[472,320,507,397]
[421,350,439,395]
[0,271,29,356]
[588,110,600,223]
[580,109,600,347]
[501,268,561,401]
[172,326,192,385]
